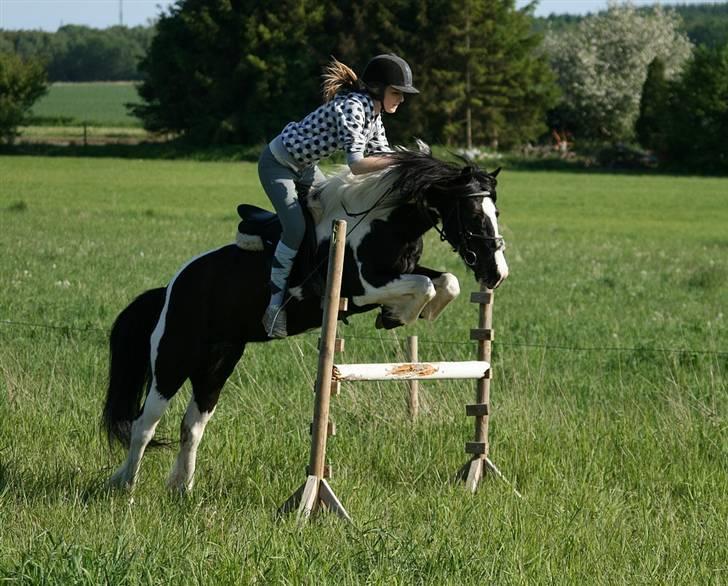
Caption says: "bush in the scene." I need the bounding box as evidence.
[0,52,48,143]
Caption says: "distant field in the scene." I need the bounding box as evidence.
[29,82,142,127]
[0,157,726,582]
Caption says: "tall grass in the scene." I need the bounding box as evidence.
[0,157,726,583]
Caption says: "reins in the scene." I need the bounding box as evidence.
[280,163,504,312]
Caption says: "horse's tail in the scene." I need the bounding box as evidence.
[102,287,166,449]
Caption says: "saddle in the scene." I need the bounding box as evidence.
[236,204,282,249]
[236,186,324,297]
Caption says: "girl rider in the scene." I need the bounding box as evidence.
[258,53,419,338]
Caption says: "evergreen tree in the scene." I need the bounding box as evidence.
[425,0,557,148]
[664,45,728,172]
[132,0,326,143]
[315,0,432,145]
[635,58,669,152]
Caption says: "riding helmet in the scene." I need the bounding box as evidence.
[362,54,420,95]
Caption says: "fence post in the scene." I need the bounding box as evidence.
[457,283,521,497]
[279,219,351,523]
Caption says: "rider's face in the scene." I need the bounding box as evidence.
[382,87,405,114]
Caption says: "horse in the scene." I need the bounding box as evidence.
[102,142,508,492]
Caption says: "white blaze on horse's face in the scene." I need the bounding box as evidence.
[482,197,509,287]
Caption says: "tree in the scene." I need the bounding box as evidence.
[0,52,48,144]
[318,0,438,146]
[663,45,728,171]
[420,0,558,148]
[635,57,669,151]
[46,25,153,81]
[542,2,692,141]
[0,26,154,82]
[132,0,559,147]
[132,0,327,143]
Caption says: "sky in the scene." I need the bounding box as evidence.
[0,0,721,31]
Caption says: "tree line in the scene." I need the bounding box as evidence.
[0,25,152,81]
[537,1,728,48]
[2,2,726,82]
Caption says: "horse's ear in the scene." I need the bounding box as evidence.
[415,138,431,155]
[491,167,501,178]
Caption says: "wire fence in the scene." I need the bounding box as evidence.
[2,317,726,358]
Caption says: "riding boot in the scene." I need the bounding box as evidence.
[263,241,297,338]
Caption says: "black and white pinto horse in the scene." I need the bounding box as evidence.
[102,143,508,492]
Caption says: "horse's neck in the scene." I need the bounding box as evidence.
[306,168,401,239]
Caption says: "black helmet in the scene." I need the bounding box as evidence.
[362,54,419,95]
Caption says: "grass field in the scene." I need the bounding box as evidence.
[0,156,726,583]
[29,82,143,127]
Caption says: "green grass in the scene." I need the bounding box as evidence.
[29,82,143,127]
[0,157,726,583]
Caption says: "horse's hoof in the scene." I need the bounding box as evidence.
[108,464,137,491]
[375,315,384,329]
[108,474,134,491]
[166,472,194,495]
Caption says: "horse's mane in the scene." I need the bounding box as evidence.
[313,149,480,218]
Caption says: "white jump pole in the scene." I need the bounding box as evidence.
[333,360,489,381]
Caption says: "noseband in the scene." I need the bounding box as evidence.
[430,190,506,267]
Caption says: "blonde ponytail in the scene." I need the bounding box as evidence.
[322,57,360,102]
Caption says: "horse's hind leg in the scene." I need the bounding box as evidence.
[109,385,177,490]
[109,327,192,490]
[167,343,245,493]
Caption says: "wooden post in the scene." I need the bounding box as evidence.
[457,283,521,497]
[279,220,351,522]
[458,282,495,493]
[408,335,419,420]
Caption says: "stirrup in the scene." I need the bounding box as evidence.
[263,304,288,338]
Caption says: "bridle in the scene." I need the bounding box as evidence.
[429,190,506,268]
[340,171,506,269]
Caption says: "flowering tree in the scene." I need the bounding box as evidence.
[542,1,692,140]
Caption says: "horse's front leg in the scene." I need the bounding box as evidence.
[352,274,436,329]
[412,265,461,321]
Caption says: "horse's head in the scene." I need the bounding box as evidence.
[428,164,508,288]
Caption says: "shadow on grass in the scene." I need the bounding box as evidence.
[0,456,115,505]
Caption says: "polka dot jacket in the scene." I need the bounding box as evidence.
[280,91,392,168]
